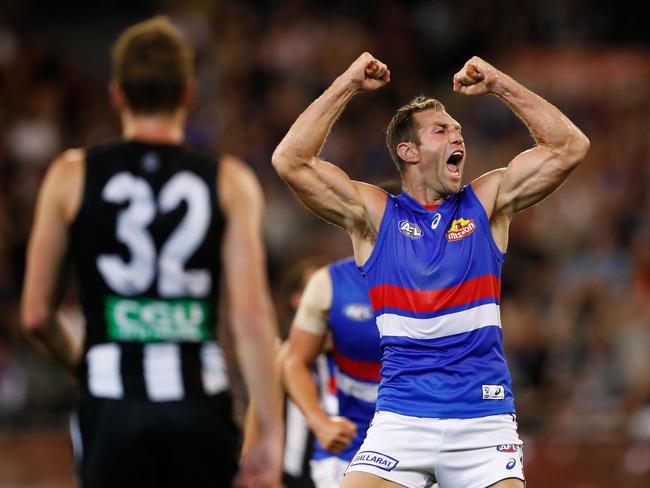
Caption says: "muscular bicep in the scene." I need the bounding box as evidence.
[282,157,384,232]
[496,146,576,215]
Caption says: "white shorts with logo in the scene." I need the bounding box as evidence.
[310,456,349,488]
[345,411,525,488]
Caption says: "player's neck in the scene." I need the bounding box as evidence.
[402,174,447,207]
[121,110,186,145]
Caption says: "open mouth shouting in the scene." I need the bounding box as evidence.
[446,150,464,178]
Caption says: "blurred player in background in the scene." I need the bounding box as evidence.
[20,16,281,487]
[283,255,381,488]
[272,52,589,488]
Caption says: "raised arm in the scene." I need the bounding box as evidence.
[283,266,357,453]
[21,150,85,369]
[271,53,390,253]
[218,155,282,486]
[455,57,590,246]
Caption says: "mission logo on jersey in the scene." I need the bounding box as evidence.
[446,217,476,241]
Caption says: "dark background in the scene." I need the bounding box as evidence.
[0,1,648,486]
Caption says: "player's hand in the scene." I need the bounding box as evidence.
[313,415,357,453]
[453,56,501,96]
[341,52,390,93]
[235,428,283,488]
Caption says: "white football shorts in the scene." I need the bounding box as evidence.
[345,411,525,488]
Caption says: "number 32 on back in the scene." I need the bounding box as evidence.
[97,171,211,297]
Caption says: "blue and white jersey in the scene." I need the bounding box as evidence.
[312,257,381,462]
[360,186,514,419]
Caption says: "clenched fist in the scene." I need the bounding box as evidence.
[313,415,358,453]
[453,56,503,96]
[341,52,390,93]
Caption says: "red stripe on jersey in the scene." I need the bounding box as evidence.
[333,351,381,382]
[369,274,501,313]
[328,373,337,394]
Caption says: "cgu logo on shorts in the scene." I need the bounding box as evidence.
[446,218,476,241]
[351,451,399,471]
[398,220,423,239]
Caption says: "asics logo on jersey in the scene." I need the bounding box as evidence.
[398,219,423,239]
[344,303,374,321]
[482,384,505,400]
[431,212,442,230]
[351,451,399,471]
[446,217,476,241]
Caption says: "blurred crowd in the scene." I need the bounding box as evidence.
[0,0,648,469]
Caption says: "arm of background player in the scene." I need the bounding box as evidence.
[283,266,357,453]
[271,53,389,244]
[219,155,283,486]
[240,340,287,456]
[20,150,85,370]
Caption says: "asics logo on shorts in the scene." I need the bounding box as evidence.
[351,451,399,471]
[506,458,517,470]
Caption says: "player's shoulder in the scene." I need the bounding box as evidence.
[354,180,390,208]
[41,148,86,222]
[470,168,505,197]
[52,147,85,167]
[48,148,86,179]
[307,265,334,291]
[469,167,507,216]
[219,154,260,194]
[300,265,333,309]
[217,154,264,214]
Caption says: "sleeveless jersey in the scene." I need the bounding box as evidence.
[360,186,514,418]
[312,257,381,462]
[69,141,228,401]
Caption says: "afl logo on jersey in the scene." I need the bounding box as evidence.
[344,303,374,321]
[398,220,423,239]
[446,218,476,241]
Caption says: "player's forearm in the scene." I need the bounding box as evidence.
[283,356,329,428]
[234,312,283,436]
[272,77,358,174]
[492,75,590,165]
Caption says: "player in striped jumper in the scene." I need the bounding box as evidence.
[21,17,281,487]
[272,52,589,488]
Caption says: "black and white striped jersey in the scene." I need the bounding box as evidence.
[70,141,227,401]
